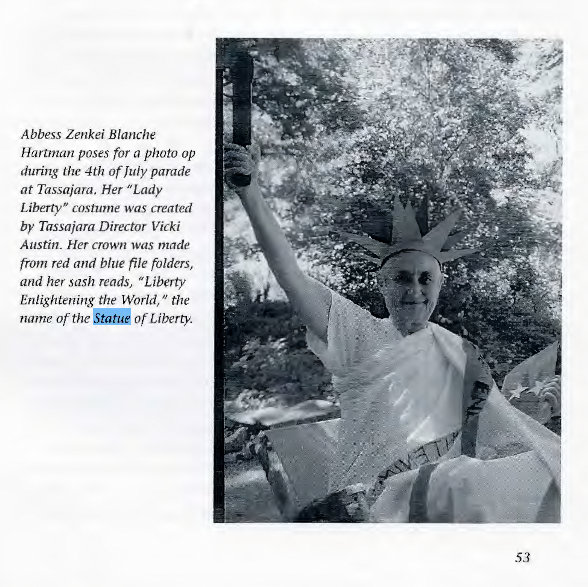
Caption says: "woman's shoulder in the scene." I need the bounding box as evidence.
[428,321,465,346]
[331,291,399,333]
[427,322,490,375]
[429,322,487,356]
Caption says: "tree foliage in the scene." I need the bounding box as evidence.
[223,39,562,405]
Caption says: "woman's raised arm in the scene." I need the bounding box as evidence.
[224,144,331,342]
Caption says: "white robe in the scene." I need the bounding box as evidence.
[265,291,560,522]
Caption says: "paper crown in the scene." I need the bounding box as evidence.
[341,195,480,266]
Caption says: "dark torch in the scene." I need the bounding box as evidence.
[228,43,253,187]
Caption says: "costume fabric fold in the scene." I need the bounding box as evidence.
[264,291,560,522]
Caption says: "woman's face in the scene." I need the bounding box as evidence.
[378,250,443,335]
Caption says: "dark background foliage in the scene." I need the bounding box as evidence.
[222,39,562,413]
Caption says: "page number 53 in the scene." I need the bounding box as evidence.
[515,552,530,563]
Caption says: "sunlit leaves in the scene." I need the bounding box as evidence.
[224,38,562,383]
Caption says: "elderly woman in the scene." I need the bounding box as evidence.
[224,144,560,523]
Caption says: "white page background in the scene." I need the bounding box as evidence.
[0,1,585,585]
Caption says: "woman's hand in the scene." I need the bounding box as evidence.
[508,375,561,425]
[538,375,561,418]
[223,143,260,194]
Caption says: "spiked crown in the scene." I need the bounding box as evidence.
[341,195,479,267]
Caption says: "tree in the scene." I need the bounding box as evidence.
[222,38,562,402]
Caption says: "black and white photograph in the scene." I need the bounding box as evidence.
[217,38,562,523]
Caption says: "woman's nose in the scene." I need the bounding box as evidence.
[404,279,424,298]
[407,278,420,293]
